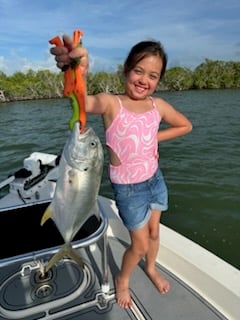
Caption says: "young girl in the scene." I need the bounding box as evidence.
[50,35,192,309]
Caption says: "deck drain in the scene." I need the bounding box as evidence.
[35,284,54,298]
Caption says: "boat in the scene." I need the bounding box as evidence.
[0,152,239,320]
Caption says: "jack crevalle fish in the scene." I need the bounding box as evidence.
[41,121,104,272]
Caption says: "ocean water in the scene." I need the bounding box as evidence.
[0,89,239,269]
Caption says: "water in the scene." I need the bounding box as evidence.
[0,90,239,269]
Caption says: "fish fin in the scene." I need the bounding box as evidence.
[67,246,85,268]
[44,244,67,273]
[40,205,53,226]
[44,243,84,274]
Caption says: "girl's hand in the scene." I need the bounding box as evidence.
[50,34,89,77]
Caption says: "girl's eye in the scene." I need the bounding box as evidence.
[150,72,160,80]
[150,75,158,80]
[134,68,142,74]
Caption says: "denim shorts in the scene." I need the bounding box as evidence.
[111,168,168,231]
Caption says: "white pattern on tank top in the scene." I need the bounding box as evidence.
[106,96,161,184]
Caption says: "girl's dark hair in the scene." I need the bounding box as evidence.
[123,40,167,79]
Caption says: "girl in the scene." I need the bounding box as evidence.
[50,36,192,308]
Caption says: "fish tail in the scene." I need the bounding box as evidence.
[44,243,84,274]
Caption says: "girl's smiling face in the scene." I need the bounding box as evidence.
[125,55,163,100]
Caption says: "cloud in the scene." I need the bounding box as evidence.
[0,0,239,75]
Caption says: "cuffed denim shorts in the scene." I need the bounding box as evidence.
[111,168,168,231]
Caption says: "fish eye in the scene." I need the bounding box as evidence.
[90,141,97,148]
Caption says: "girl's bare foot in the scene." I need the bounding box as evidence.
[115,275,133,308]
[145,269,170,294]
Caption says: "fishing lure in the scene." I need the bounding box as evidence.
[49,30,86,132]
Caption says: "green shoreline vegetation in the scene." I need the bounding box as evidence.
[0,59,239,102]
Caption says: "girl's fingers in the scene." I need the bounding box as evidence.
[62,34,75,50]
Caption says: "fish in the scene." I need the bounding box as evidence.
[41,121,104,273]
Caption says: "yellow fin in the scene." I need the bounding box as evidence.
[40,206,53,226]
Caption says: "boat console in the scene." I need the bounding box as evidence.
[0,152,60,207]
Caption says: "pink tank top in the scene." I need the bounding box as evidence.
[106,96,161,184]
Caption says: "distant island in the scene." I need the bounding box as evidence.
[0,59,239,102]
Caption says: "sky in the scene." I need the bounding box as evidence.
[0,0,239,75]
